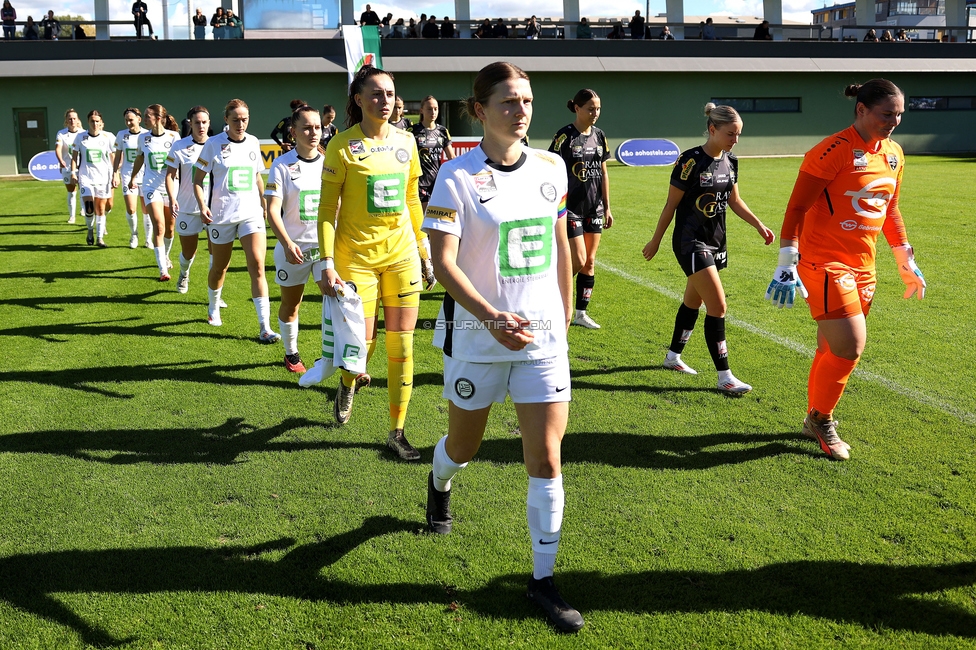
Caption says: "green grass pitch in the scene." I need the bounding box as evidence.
[0,155,974,649]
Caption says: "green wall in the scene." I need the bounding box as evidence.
[3,69,974,175]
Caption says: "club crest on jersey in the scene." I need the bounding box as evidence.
[887,154,898,170]
[472,171,497,195]
[249,151,257,161]
[455,378,475,399]
[596,145,603,157]
[699,172,713,187]
[679,158,696,181]
[349,140,365,155]
[395,148,410,164]
[540,182,557,202]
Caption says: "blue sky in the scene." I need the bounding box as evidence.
[14,0,817,38]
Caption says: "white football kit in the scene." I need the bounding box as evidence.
[56,128,83,184]
[166,136,211,235]
[138,129,180,204]
[115,128,147,196]
[195,132,265,244]
[76,131,117,199]
[265,149,324,286]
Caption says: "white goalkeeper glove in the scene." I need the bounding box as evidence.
[892,244,926,300]
[765,246,808,309]
[418,238,436,291]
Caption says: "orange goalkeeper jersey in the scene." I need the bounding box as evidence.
[796,126,905,271]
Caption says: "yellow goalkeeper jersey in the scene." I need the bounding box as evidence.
[318,124,424,268]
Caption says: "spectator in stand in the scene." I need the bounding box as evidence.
[863,28,879,42]
[607,21,624,39]
[629,9,644,39]
[440,15,454,38]
[492,17,508,38]
[73,23,88,38]
[880,29,893,41]
[23,13,37,38]
[381,12,391,36]
[39,10,59,39]
[474,18,492,38]
[576,16,591,39]
[659,25,674,39]
[132,0,155,39]
[211,7,225,39]
[407,17,418,37]
[895,28,910,41]
[422,14,439,38]
[525,15,540,39]
[359,3,380,25]
[391,17,404,37]
[753,19,772,40]
[225,9,242,38]
[702,17,718,40]
[193,7,207,39]
[2,1,16,40]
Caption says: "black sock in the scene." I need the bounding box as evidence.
[669,303,699,354]
[704,315,729,371]
[575,273,594,312]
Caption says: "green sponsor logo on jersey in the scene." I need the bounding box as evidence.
[227,166,253,192]
[498,217,552,277]
[148,152,168,172]
[126,148,138,163]
[86,149,103,164]
[299,190,321,221]
[366,173,405,214]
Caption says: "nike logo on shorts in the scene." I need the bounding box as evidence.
[410,279,421,285]
[555,386,568,393]
[479,196,494,204]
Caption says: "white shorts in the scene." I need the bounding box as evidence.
[121,170,143,196]
[208,217,265,245]
[80,180,113,200]
[442,354,571,410]
[62,167,75,185]
[274,242,322,287]
[176,211,205,236]
[142,187,170,206]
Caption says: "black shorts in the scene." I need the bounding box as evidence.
[566,210,603,239]
[675,248,727,277]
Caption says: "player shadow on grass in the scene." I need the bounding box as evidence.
[0,416,370,465]
[0,515,426,648]
[0,317,239,343]
[466,431,817,470]
[0,360,305,398]
[2,534,974,646]
[0,265,153,284]
[0,289,192,311]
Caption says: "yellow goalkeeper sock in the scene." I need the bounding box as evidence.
[386,330,414,430]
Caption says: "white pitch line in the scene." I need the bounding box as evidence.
[598,260,976,425]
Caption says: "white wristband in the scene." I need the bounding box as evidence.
[777,246,799,266]
[324,258,334,270]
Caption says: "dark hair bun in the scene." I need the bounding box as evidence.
[844,84,861,98]
[567,100,576,113]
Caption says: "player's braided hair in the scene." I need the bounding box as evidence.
[346,65,396,128]
[463,61,530,122]
[845,78,902,115]
[567,88,598,113]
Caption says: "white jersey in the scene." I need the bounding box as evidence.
[75,130,116,188]
[195,132,263,225]
[137,129,180,194]
[166,136,210,216]
[115,128,148,177]
[423,145,570,362]
[264,149,323,248]
[56,128,83,167]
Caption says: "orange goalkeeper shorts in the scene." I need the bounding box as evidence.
[798,260,876,321]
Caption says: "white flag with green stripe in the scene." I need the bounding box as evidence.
[344,25,383,87]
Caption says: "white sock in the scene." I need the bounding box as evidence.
[143,214,152,242]
[125,212,137,235]
[163,236,174,259]
[279,319,300,355]
[666,350,680,362]
[718,369,734,384]
[154,246,167,274]
[432,435,467,492]
[208,287,222,314]
[527,475,564,580]
[84,215,94,230]
[575,309,586,319]
[96,215,106,239]
[179,253,195,274]
[253,296,271,333]
[67,190,77,218]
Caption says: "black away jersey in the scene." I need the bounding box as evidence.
[409,123,452,189]
[669,147,738,255]
[548,124,610,218]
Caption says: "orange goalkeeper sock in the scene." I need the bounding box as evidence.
[809,350,859,417]
[808,348,826,412]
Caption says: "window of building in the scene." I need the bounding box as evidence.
[710,98,802,113]
[892,1,918,14]
[908,96,976,110]
[875,1,886,15]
